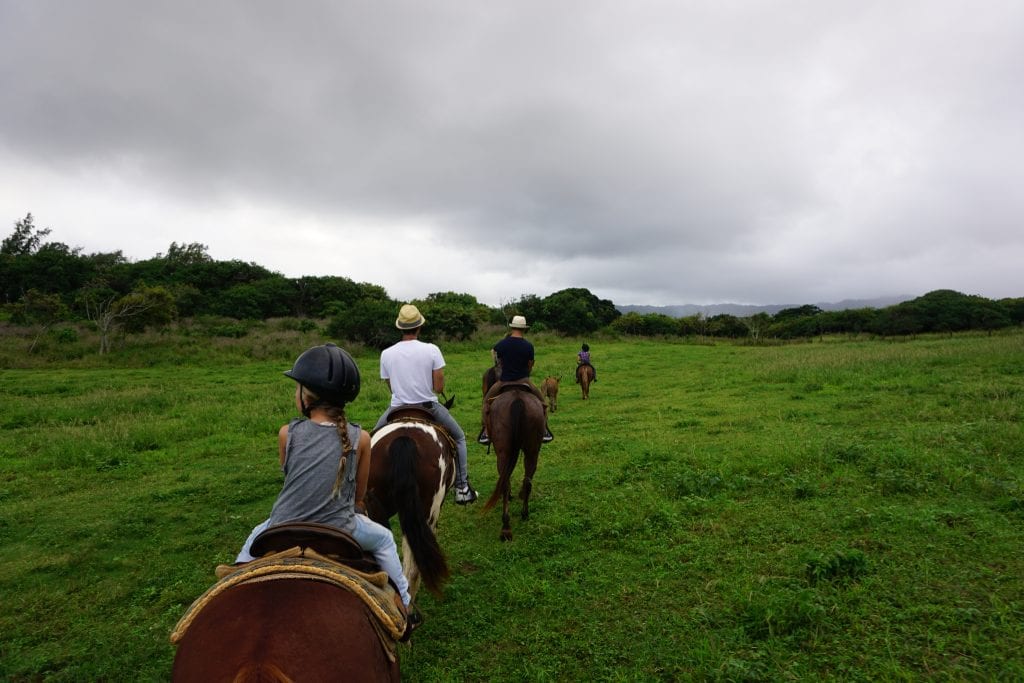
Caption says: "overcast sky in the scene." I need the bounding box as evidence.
[2,1,1022,307]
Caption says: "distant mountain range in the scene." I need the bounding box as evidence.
[616,295,914,318]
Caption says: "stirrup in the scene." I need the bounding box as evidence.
[400,606,423,642]
[455,485,478,505]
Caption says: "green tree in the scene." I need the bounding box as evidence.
[679,313,708,339]
[78,282,177,354]
[10,289,70,353]
[706,314,746,338]
[1,214,95,303]
[743,312,772,342]
[213,277,296,319]
[541,288,620,335]
[326,297,398,349]
[162,242,212,266]
[499,294,545,327]
[416,292,484,340]
[999,298,1024,325]
[1,213,51,256]
[610,312,677,336]
[294,276,382,318]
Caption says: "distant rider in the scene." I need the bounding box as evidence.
[478,315,554,444]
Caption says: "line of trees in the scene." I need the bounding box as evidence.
[612,290,1024,340]
[1,214,620,352]
[3,214,1022,354]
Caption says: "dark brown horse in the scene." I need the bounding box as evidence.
[172,576,400,682]
[577,363,595,400]
[482,386,545,541]
[482,364,500,397]
[366,409,456,598]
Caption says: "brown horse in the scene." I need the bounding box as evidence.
[577,363,595,400]
[172,575,400,681]
[541,375,560,412]
[482,386,545,541]
[482,364,500,397]
[366,410,456,599]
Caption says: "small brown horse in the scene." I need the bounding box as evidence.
[482,386,545,541]
[172,578,399,681]
[577,364,595,400]
[541,375,560,412]
[366,410,456,598]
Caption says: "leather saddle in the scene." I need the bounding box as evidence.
[385,405,435,423]
[251,522,379,573]
[495,381,536,397]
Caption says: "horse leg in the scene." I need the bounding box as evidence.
[518,475,532,520]
[499,479,512,540]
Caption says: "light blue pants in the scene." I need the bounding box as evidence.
[375,401,470,489]
[235,515,411,606]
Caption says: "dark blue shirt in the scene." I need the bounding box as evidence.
[494,336,534,381]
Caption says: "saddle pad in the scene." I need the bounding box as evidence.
[171,546,407,647]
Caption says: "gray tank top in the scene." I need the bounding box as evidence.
[267,418,362,534]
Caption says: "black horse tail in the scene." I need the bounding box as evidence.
[389,436,449,596]
[483,397,524,511]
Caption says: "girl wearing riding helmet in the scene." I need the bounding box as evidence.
[232,343,412,610]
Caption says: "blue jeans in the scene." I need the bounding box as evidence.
[235,515,411,606]
[375,401,470,489]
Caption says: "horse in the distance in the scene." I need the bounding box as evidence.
[483,363,500,397]
[577,363,595,400]
[541,375,560,412]
[482,385,545,541]
[366,404,457,599]
[172,524,404,682]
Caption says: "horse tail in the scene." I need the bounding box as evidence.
[483,397,524,511]
[389,436,449,596]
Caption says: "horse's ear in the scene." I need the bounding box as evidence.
[443,393,456,409]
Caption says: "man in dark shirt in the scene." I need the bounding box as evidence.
[478,315,553,444]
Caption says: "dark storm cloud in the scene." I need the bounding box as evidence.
[2,0,1022,305]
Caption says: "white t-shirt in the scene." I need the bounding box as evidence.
[380,339,445,408]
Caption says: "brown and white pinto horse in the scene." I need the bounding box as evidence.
[172,574,400,682]
[366,409,456,598]
[482,385,545,541]
[577,363,595,400]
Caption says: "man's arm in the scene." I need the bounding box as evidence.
[432,368,444,394]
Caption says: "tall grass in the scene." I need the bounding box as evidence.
[1,330,1022,679]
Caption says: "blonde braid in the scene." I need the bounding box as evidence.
[326,404,352,499]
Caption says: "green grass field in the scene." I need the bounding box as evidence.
[2,331,1023,680]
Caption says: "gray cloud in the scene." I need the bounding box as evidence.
[2,0,1022,306]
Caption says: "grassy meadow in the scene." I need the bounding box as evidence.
[1,328,1023,680]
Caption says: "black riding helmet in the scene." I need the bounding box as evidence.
[284,343,360,405]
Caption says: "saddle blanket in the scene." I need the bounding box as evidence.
[170,546,407,655]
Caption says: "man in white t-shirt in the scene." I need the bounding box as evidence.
[373,304,477,504]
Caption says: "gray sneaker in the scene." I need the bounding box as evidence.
[455,484,478,505]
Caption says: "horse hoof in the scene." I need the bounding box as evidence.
[500,531,513,542]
